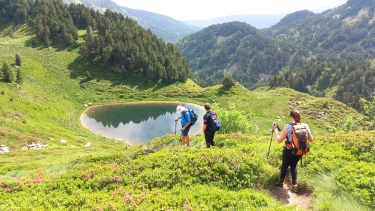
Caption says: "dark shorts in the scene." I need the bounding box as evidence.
[181,125,191,136]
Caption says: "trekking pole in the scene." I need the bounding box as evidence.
[267,129,273,159]
[175,120,177,135]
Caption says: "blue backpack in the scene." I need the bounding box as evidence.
[184,108,198,126]
[209,111,220,132]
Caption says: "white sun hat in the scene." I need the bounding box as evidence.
[176,105,186,113]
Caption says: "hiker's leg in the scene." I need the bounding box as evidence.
[182,126,190,145]
[204,131,212,148]
[280,148,293,182]
[181,135,185,145]
[185,127,191,146]
[205,131,214,148]
[211,132,215,146]
[290,156,302,185]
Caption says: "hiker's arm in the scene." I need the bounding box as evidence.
[183,121,191,129]
[273,125,287,143]
[307,126,313,142]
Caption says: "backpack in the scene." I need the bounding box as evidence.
[208,111,220,132]
[287,123,310,155]
[183,108,198,126]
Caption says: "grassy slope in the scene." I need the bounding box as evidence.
[0,25,374,210]
[0,26,369,174]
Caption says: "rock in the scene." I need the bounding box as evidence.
[0,145,9,153]
[23,142,48,150]
[84,142,91,147]
[60,139,67,143]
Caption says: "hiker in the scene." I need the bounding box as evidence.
[271,110,313,193]
[175,106,191,146]
[203,103,219,148]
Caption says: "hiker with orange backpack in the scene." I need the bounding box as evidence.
[271,110,313,193]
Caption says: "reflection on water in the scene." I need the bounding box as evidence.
[80,102,205,145]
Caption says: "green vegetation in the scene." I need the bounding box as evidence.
[176,22,309,89]
[264,0,375,66]
[221,74,236,87]
[0,1,375,210]
[0,0,190,83]
[270,61,375,117]
[1,30,374,209]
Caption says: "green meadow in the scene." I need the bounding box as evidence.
[1,26,374,210]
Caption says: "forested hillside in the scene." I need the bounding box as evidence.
[269,61,375,118]
[264,0,375,66]
[176,22,311,88]
[177,0,375,116]
[63,0,200,42]
[0,0,190,83]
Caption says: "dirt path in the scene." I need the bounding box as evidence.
[271,168,313,210]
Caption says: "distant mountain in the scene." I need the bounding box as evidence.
[264,0,375,66]
[184,14,286,29]
[311,2,347,13]
[176,22,312,89]
[177,0,375,91]
[263,10,315,34]
[63,0,200,42]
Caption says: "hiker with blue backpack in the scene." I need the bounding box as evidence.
[175,106,192,147]
[203,103,220,148]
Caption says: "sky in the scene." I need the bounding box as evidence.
[111,0,348,20]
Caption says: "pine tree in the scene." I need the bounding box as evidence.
[15,54,22,66]
[2,63,13,83]
[222,74,236,87]
[8,28,14,38]
[16,69,23,84]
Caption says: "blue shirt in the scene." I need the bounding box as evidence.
[180,111,191,126]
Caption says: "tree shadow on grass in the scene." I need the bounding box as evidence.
[216,85,232,96]
[67,57,170,92]
[24,36,79,52]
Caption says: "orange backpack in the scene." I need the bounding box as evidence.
[286,123,310,155]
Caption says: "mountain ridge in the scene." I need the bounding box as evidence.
[63,0,200,42]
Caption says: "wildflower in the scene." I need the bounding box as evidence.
[183,203,187,210]
[142,192,145,197]
[124,193,130,201]
[132,181,135,186]
[132,201,137,208]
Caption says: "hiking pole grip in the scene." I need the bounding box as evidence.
[273,122,281,131]
[267,130,273,159]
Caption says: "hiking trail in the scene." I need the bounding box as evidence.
[271,168,313,210]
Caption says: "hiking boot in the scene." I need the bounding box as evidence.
[292,184,298,193]
[275,181,283,188]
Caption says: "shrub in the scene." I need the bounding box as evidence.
[222,74,236,87]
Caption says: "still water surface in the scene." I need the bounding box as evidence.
[80,102,205,145]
